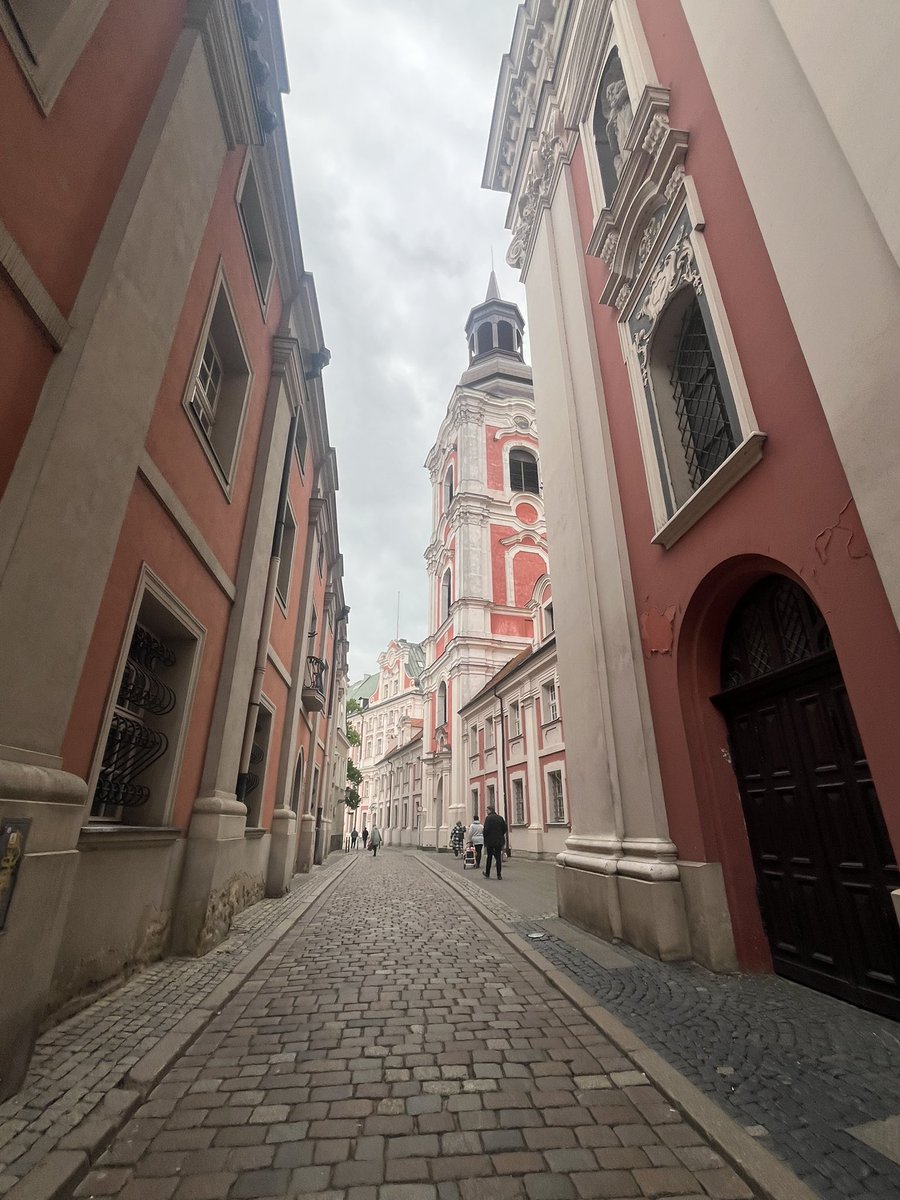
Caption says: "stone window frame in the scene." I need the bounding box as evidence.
[544,763,568,826]
[501,438,541,498]
[617,186,766,548]
[274,499,297,613]
[235,152,275,316]
[245,695,274,829]
[510,774,527,826]
[0,0,111,114]
[85,564,205,829]
[182,264,254,498]
[579,0,658,221]
[541,678,559,726]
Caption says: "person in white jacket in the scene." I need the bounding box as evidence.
[467,816,484,869]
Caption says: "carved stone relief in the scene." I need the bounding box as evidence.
[629,216,703,382]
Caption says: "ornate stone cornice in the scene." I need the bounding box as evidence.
[506,107,576,270]
[585,86,690,312]
[186,0,262,148]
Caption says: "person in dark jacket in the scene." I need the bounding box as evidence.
[450,821,466,857]
[482,806,508,879]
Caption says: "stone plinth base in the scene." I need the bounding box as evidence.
[678,860,738,971]
[295,812,315,873]
[0,754,87,1101]
[266,808,296,896]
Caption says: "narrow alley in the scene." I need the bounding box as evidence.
[68,852,754,1200]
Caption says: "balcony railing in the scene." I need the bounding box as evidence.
[302,655,328,712]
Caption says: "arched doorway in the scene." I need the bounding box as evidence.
[714,575,900,1017]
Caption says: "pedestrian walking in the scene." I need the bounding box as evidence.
[350,828,358,850]
[369,825,382,857]
[482,805,508,879]
[450,820,465,857]
[466,815,484,869]
[362,827,369,849]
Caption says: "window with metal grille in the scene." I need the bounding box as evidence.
[509,449,539,494]
[512,778,525,825]
[548,770,565,823]
[92,624,176,819]
[543,680,559,723]
[669,294,736,490]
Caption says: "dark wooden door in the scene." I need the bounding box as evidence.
[715,578,900,1018]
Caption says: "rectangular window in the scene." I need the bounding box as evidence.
[486,783,495,811]
[509,701,521,738]
[548,770,565,824]
[237,161,274,306]
[90,575,202,827]
[543,681,559,723]
[275,505,296,607]
[184,274,251,490]
[471,788,479,818]
[375,737,383,756]
[294,406,308,471]
[484,716,494,750]
[512,778,525,825]
[244,703,273,828]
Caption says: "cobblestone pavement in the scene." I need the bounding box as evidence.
[0,855,351,1193]
[76,849,756,1200]
[422,851,900,1200]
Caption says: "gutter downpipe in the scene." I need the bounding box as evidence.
[236,411,297,808]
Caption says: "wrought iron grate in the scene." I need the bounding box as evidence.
[92,624,176,816]
[670,297,736,489]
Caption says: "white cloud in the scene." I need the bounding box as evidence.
[280,0,525,678]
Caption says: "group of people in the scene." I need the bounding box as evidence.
[348,805,509,876]
[349,825,382,856]
[450,806,508,879]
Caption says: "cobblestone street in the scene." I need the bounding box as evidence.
[425,853,900,1200]
[71,851,756,1200]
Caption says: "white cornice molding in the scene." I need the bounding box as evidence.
[186,0,261,148]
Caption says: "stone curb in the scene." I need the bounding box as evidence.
[417,852,820,1200]
[5,854,358,1200]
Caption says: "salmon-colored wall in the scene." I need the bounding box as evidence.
[513,549,546,608]
[145,147,284,581]
[0,0,185,497]
[0,0,185,313]
[270,463,312,669]
[0,277,54,498]
[485,427,539,492]
[62,476,231,828]
[490,613,532,638]
[566,0,900,967]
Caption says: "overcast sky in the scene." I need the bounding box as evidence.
[280,0,525,681]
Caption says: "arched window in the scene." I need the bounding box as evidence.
[476,323,493,356]
[648,288,739,509]
[592,49,632,202]
[509,448,539,494]
[440,568,452,622]
[437,681,447,727]
[443,467,454,510]
[497,320,515,352]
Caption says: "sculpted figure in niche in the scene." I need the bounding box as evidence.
[604,76,633,178]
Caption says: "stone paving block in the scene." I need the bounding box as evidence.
[632,1166,702,1196]
[379,1186,437,1200]
[385,1134,439,1159]
[172,1173,237,1200]
[429,1154,492,1181]
[384,1159,431,1182]
[570,1169,640,1198]
[523,1172,577,1199]
[692,1168,753,1199]
[228,1167,291,1198]
[332,1160,385,1188]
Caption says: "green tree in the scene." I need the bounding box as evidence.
[344,760,362,810]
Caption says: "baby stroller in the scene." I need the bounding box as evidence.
[462,842,477,870]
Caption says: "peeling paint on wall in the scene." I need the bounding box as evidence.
[815,499,871,564]
[640,605,677,655]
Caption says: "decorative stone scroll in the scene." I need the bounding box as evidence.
[507,107,573,269]
[585,86,690,314]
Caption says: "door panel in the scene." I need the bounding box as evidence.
[721,658,900,1019]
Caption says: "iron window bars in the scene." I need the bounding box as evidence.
[92,625,176,816]
[670,296,736,490]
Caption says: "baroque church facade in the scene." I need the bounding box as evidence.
[420,276,568,853]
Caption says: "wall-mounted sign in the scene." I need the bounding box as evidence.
[0,817,30,932]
